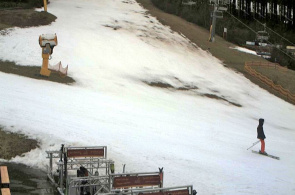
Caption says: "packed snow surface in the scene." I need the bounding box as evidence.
[0,0,295,194]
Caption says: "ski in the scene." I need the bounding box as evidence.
[252,150,280,160]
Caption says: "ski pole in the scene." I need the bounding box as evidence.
[247,140,260,150]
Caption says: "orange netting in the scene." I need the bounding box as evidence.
[244,62,295,104]
[48,61,68,76]
[245,61,288,72]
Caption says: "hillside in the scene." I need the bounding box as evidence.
[0,0,295,194]
[137,0,295,105]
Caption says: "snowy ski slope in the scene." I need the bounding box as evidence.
[0,0,295,194]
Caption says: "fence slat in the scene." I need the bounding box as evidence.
[1,188,11,195]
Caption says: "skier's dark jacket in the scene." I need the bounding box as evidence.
[257,119,266,140]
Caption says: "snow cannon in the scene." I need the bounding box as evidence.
[39,34,58,77]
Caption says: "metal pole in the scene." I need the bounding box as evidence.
[109,175,112,191]
[211,5,217,42]
[50,153,53,176]
[64,152,67,194]
[105,146,107,159]
[60,162,63,189]
[209,4,218,42]
[106,160,108,175]
[60,144,64,191]
[247,140,260,150]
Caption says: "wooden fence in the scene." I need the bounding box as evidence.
[245,61,288,72]
[245,62,295,104]
[0,166,11,195]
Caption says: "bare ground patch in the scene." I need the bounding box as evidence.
[0,60,75,84]
[143,80,174,88]
[143,80,241,107]
[143,80,198,90]
[0,9,56,31]
[0,126,38,160]
[202,94,242,107]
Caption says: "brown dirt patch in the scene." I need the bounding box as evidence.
[0,126,38,160]
[0,60,75,84]
[143,80,174,88]
[143,80,241,107]
[203,94,242,107]
[143,80,198,90]
[0,9,56,31]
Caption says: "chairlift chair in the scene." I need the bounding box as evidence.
[211,10,224,18]
[182,0,196,6]
[218,6,228,11]
[218,0,229,11]
[210,0,229,5]
[210,0,228,11]
[256,31,269,42]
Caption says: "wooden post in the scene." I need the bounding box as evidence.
[1,189,11,195]
[0,166,10,187]
[0,166,11,195]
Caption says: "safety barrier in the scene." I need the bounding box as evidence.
[49,61,68,76]
[245,63,295,104]
[0,166,11,195]
[245,61,288,72]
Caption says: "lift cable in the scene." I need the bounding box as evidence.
[225,10,257,34]
[225,11,295,63]
[252,17,295,47]
[239,8,295,46]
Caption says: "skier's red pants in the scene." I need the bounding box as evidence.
[260,139,265,153]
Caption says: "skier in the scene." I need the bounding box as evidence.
[257,118,267,154]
